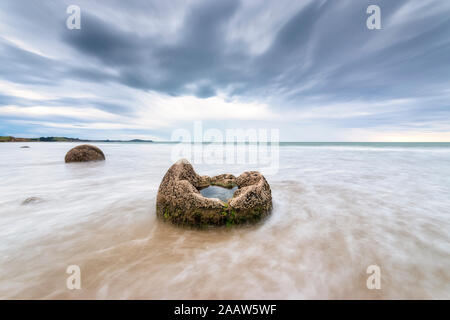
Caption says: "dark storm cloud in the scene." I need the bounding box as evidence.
[0,42,58,85]
[57,0,450,105]
[62,13,142,67]
[62,0,244,95]
[195,85,216,98]
[0,37,116,87]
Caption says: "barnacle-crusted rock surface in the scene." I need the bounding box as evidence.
[156,159,272,227]
[65,144,105,163]
[210,174,237,188]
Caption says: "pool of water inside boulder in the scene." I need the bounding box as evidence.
[199,186,238,202]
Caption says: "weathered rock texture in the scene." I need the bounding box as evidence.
[65,144,105,163]
[156,159,272,227]
[210,174,237,188]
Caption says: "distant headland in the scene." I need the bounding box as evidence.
[0,136,153,143]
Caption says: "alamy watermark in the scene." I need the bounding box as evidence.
[366,265,381,290]
[66,5,81,30]
[66,264,81,290]
[66,4,381,31]
[366,5,381,30]
[170,121,280,175]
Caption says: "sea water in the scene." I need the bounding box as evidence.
[200,186,237,202]
[0,142,449,299]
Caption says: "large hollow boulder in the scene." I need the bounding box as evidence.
[65,144,105,163]
[156,159,272,227]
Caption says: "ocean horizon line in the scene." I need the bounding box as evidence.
[3,139,450,146]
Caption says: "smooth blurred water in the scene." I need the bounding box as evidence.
[0,142,449,299]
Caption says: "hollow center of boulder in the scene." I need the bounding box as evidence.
[200,186,238,202]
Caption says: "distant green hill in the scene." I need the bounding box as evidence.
[0,136,153,143]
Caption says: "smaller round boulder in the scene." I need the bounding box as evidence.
[65,144,105,163]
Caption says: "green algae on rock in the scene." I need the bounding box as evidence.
[156,159,272,227]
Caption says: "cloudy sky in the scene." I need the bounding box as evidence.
[0,0,449,141]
